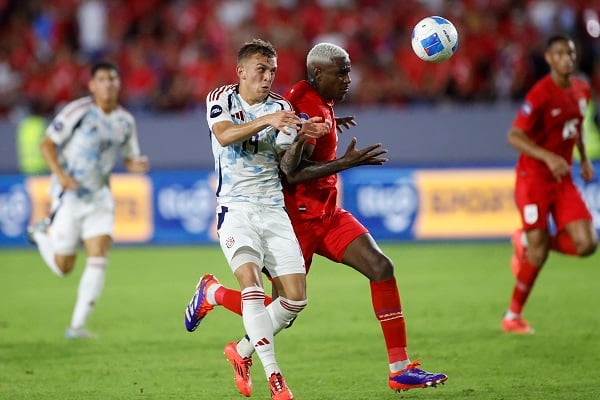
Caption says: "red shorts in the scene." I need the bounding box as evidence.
[514,173,592,231]
[289,207,368,273]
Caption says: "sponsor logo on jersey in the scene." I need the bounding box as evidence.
[210,105,223,118]
[551,108,562,117]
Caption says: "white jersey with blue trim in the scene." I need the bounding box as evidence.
[206,84,292,207]
[45,96,140,199]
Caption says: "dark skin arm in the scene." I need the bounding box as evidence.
[575,128,595,182]
[280,136,388,184]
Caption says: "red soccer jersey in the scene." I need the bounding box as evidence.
[283,80,337,218]
[513,74,590,181]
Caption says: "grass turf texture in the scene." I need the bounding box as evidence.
[0,242,598,400]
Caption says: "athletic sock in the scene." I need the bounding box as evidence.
[33,231,64,277]
[214,286,272,315]
[241,286,279,377]
[508,258,541,315]
[370,277,409,372]
[69,257,107,330]
[235,296,307,359]
[550,231,578,255]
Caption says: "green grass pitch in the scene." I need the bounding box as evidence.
[1,242,599,399]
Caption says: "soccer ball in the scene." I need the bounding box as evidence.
[411,16,458,62]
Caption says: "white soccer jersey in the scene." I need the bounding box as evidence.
[45,96,141,199]
[206,84,292,207]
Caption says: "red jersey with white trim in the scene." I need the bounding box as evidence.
[513,74,590,181]
[283,80,337,218]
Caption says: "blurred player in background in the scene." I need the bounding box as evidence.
[503,34,598,334]
[185,39,328,400]
[27,61,150,339]
[186,42,447,393]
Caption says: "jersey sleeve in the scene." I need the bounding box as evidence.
[120,114,141,159]
[513,86,545,139]
[45,98,90,145]
[206,87,233,131]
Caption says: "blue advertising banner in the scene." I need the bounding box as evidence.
[0,175,30,246]
[1,164,598,247]
[150,170,217,244]
[340,168,418,239]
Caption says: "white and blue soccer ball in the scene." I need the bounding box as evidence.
[411,16,458,63]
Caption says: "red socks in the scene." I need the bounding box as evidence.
[215,286,272,316]
[509,259,541,314]
[370,277,408,363]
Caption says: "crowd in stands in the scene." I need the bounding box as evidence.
[0,0,598,119]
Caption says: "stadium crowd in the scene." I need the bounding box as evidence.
[0,0,598,119]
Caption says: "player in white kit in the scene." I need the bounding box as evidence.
[184,39,327,400]
[27,61,150,339]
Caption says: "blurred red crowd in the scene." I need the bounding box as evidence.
[0,0,598,118]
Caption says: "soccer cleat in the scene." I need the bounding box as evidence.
[224,342,253,397]
[268,372,293,400]
[184,274,220,332]
[502,316,534,334]
[26,218,50,245]
[511,229,526,277]
[388,361,448,391]
[65,327,97,339]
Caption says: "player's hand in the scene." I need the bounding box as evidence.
[544,153,570,182]
[268,110,302,135]
[335,116,356,134]
[340,137,388,168]
[57,172,78,192]
[580,159,595,182]
[298,116,330,139]
[125,155,150,173]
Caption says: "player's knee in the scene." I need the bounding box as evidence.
[526,246,549,267]
[280,297,307,316]
[576,239,597,257]
[368,255,394,281]
[55,255,76,275]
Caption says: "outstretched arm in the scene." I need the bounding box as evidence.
[281,137,388,184]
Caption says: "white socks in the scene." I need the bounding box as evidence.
[241,286,279,377]
[237,297,307,360]
[33,231,64,277]
[69,257,107,330]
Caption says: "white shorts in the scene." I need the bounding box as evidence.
[49,189,115,254]
[216,204,305,278]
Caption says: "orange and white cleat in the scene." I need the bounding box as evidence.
[224,342,253,397]
[268,372,293,400]
[502,316,534,334]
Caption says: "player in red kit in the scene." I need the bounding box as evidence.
[184,43,447,394]
[502,34,598,334]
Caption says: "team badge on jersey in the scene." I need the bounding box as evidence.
[210,105,223,118]
[225,236,235,248]
[52,120,64,131]
[520,102,532,116]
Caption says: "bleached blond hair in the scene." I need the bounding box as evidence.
[306,42,349,69]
